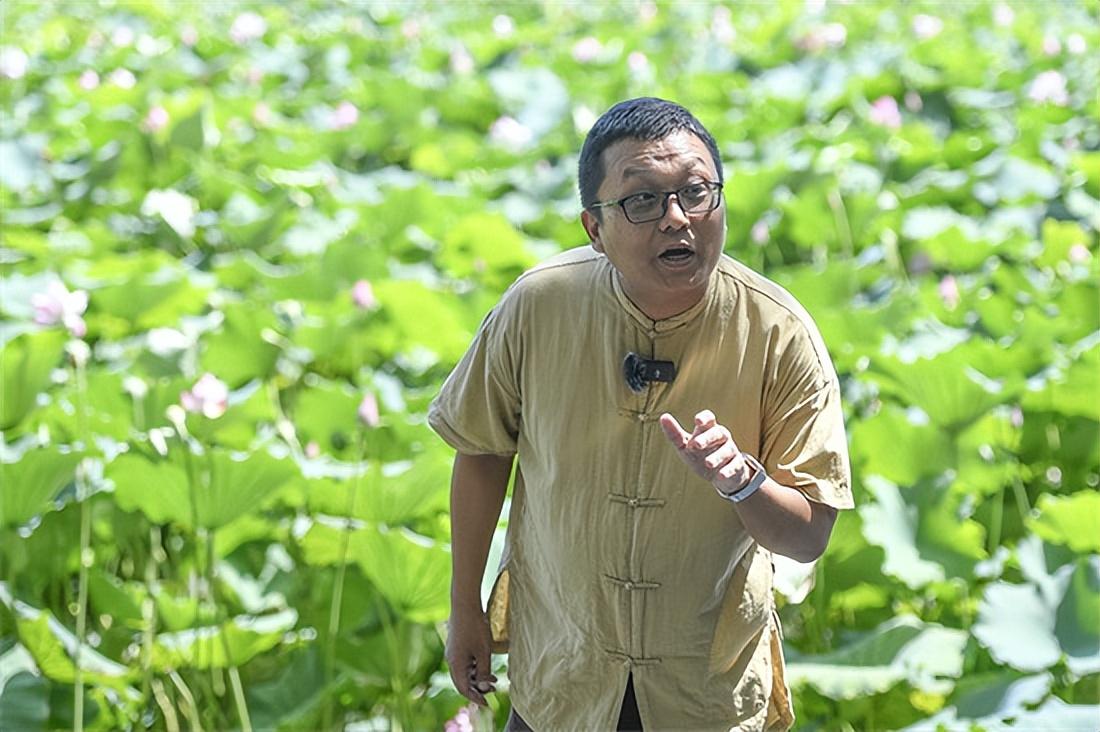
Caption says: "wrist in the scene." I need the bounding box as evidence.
[450,592,484,613]
[715,453,767,503]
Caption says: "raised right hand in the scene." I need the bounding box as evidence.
[445,604,498,706]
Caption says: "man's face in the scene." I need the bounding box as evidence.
[581,130,726,321]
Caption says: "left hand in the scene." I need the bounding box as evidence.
[659,410,752,495]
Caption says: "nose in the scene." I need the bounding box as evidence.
[658,192,690,231]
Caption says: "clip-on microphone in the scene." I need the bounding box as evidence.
[623,352,677,393]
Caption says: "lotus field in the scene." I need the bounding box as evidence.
[1,1,1098,730]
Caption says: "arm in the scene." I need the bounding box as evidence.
[446,451,514,705]
[660,410,837,562]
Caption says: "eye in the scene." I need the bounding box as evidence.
[626,191,659,205]
[680,183,709,202]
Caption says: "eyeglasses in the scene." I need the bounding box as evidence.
[588,181,724,224]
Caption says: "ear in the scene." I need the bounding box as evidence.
[581,209,605,253]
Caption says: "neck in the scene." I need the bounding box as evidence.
[622,281,707,321]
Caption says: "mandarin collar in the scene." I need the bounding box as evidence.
[607,259,719,336]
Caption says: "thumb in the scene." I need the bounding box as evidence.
[659,413,690,448]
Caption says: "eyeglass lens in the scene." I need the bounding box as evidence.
[624,185,719,223]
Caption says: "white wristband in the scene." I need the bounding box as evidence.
[717,453,767,503]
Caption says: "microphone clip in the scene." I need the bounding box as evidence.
[623,352,677,393]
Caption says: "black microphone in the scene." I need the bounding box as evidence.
[623,352,677,393]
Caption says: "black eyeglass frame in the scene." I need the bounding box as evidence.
[587,181,724,224]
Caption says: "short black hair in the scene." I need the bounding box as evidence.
[578,97,723,212]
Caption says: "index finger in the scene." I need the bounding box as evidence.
[692,410,716,436]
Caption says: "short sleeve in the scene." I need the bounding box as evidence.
[428,304,521,456]
[759,324,853,510]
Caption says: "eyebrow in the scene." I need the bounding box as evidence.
[620,157,711,180]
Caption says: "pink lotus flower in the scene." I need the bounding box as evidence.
[111,26,135,48]
[444,704,478,732]
[912,14,943,40]
[1028,70,1069,106]
[352,279,376,309]
[253,101,272,127]
[329,101,359,131]
[109,68,136,89]
[492,15,514,37]
[572,37,602,63]
[401,19,421,40]
[938,275,960,310]
[797,23,846,52]
[869,96,902,129]
[0,46,29,79]
[357,393,380,428]
[1042,35,1061,56]
[993,4,1014,27]
[712,6,735,43]
[230,12,267,45]
[751,220,770,244]
[32,280,88,337]
[78,69,100,90]
[142,106,169,133]
[627,52,649,74]
[1068,244,1090,264]
[489,115,533,150]
[181,373,229,419]
[450,45,475,75]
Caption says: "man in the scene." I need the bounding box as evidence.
[429,98,852,730]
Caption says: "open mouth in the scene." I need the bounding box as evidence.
[659,246,695,263]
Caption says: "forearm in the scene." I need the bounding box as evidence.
[731,478,836,563]
[449,452,514,611]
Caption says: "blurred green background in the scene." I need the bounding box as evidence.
[1,1,1098,730]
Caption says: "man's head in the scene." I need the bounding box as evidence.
[578,98,723,215]
[579,98,727,321]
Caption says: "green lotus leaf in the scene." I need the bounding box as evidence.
[199,304,283,388]
[869,344,1016,432]
[859,476,986,589]
[108,448,294,530]
[973,580,1063,672]
[150,609,297,671]
[1054,556,1100,676]
[0,329,67,432]
[902,672,1051,731]
[245,647,327,732]
[0,448,81,529]
[307,452,450,526]
[849,405,954,485]
[786,615,967,700]
[299,522,450,623]
[0,670,49,732]
[1030,492,1100,553]
[7,603,134,689]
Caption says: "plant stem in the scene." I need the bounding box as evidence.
[227,666,253,732]
[151,678,181,732]
[322,434,365,731]
[208,527,253,732]
[987,485,1004,555]
[141,527,160,713]
[74,459,91,732]
[169,670,205,732]
[375,594,409,729]
[72,348,92,732]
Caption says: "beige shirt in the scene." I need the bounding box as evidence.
[430,246,852,731]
